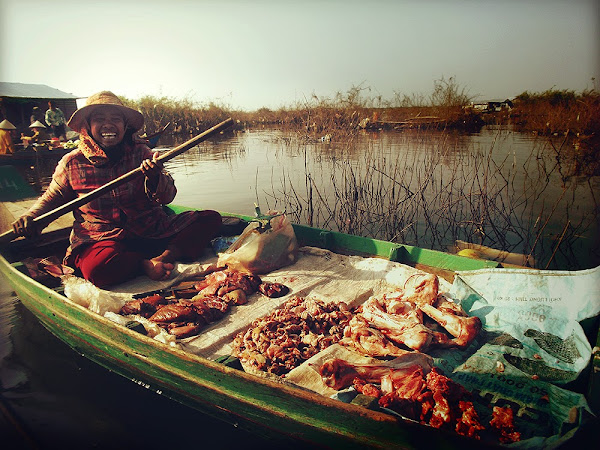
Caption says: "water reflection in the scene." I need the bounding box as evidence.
[0,289,26,392]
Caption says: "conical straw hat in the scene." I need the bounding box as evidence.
[0,119,17,130]
[30,120,47,128]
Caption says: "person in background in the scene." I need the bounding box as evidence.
[30,106,45,124]
[0,98,6,122]
[21,120,50,148]
[0,119,16,155]
[12,91,222,288]
[45,100,67,141]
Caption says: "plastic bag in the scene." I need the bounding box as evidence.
[62,275,123,315]
[217,213,298,274]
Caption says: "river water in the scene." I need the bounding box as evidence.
[1,126,598,448]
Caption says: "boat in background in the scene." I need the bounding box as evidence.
[452,239,536,268]
[140,122,171,148]
[0,144,70,166]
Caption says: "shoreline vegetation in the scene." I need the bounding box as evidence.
[124,77,599,154]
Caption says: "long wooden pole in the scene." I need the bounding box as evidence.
[0,118,234,245]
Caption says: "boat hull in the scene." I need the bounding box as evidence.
[1,254,489,449]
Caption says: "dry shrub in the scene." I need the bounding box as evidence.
[512,88,600,136]
[122,95,233,136]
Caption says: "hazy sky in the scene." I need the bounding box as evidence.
[1,0,598,110]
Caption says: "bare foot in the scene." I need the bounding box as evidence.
[141,258,175,281]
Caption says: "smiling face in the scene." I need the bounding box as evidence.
[89,106,126,148]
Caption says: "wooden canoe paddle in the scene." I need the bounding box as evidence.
[0,117,234,245]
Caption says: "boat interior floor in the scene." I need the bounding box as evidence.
[6,229,454,391]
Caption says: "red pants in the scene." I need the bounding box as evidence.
[73,210,221,288]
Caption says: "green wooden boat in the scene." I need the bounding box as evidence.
[0,204,597,449]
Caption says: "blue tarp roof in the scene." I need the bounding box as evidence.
[0,82,80,99]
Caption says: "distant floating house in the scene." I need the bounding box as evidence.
[0,82,81,132]
[470,98,514,113]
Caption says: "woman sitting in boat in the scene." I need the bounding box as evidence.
[21,120,50,148]
[0,119,16,155]
[12,91,222,288]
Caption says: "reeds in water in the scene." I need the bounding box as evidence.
[264,129,598,270]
